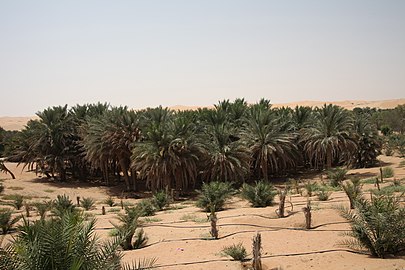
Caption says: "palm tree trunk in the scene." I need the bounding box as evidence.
[326,151,332,169]
[103,161,109,186]
[131,168,137,191]
[0,163,15,179]
[118,158,130,191]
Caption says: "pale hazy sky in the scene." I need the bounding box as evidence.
[1,1,404,115]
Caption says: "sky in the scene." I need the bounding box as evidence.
[0,0,404,116]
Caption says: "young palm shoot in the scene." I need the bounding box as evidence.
[341,178,363,209]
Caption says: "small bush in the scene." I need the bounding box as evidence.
[341,178,363,209]
[221,242,248,261]
[152,190,170,210]
[0,208,21,234]
[34,201,52,219]
[11,194,24,210]
[303,182,318,197]
[108,228,120,237]
[52,194,76,216]
[362,177,377,184]
[104,196,115,207]
[132,228,148,249]
[135,199,156,217]
[373,184,405,196]
[0,183,4,194]
[80,197,96,211]
[327,167,348,186]
[316,188,331,201]
[339,194,405,258]
[196,181,234,212]
[112,206,146,250]
[393,178,401,186]
[241,181,276,207]
[381,167,394,178]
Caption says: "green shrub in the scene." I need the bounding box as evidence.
[221,242,248,261]
[152,190,170,210]
[341,178,363,209]
[52,194,76,217]
[339,195,405,258]
[0,208,21,234]
[104,196,115,207]
[241,181,276,207]
[381,167,394,178]
[0,183,4,194]
[108,228,120,237]
[11,195,24,210]
[327,167,348,186]
[393,178,402,186]
[132,228,148,249]
[196,181,234,212]
[316,188,331,201]
[80,197,96,211]
[0,211,154,269]
[303,181,318,197]
[362,177,377,184]
[111,206,149,250]
[373,184,405,196]
[34,201,52,219]
[135,199,156,217]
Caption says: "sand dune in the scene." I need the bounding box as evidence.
[1,99,404,131]
[0,116,38,131]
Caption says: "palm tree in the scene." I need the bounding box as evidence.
[350,112,382,168]
[202,119,250,183]
[301,104,356,169]
[10,106,76,181]
[214,98,248,128]
[0,160,15,179]
[0,212,155,269]
[242,106,299,180]
[82,106,140,191]
[132,108,204,191]
[292,106,313,131]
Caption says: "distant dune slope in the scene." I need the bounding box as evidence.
[1,99,404,131]
[0,116,38,131]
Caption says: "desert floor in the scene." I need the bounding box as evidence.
[1,155,405,270]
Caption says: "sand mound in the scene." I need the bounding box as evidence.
[1,99,404,130]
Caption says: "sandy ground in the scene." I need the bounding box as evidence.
[1,98,404,131]
[1,155,405,270]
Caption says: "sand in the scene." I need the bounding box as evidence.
[1,98,404,131]
[1,155,405,270]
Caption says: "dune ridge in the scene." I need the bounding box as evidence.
[1,98,404,131]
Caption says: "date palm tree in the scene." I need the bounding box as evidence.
[132,108,204,191]
[301,104,356,169]
[350,112,382,168]
[10,106,75,181]
[0,212,155,270]
[242,106,299,180]
[82,106,140,190]
[0,160,15,179]
[201,110,251,183]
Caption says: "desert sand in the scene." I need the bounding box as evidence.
[1,98,404,131]
[1,155,405,270]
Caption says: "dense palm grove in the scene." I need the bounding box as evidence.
[1,99,404,192]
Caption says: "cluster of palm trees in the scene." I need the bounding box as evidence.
[8,99,382,191]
